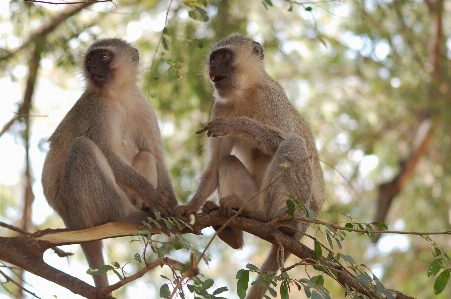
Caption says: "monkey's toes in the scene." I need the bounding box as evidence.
[202,201,219,213]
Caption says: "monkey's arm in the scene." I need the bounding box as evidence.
[173,138,232,219]
[197,117,284,156]
[157,164,178,208]
[105,150,172,216]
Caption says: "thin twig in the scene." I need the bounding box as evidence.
[0,270,40,299]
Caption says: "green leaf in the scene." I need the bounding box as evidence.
[306,206,316,220]
[314,240,322,261]
[162,27,169,35]
[280,282,289,299]
[246,264,260,271]
[188,7,209,22]
[157,245,166,258]
[213,286,228,295]
[155,212,162,220]
[261,0,268,10]
[288,4,293,12]
[324,224,335,234]
[326,232,333,249]
[134,253,142,263]
[237,270,249,299]
[342,255,355,265]
[311,275,324,286]
[313,265,325,272]
[112,269,124,281]
[433,247,442,257]
[345,222,353,229]
[334,237,342,249]
[286,199,295,216]
[305,6,312,12]
[162,218,173,230]
[196,39,204,48]
[280,162,289,168]
[434,269,450,295]
[263,0,273,6]
[202,279,214,290]
[87,264,113,275]
[355,273,372,284]
[162,36,169,50]
[267,286,277,297]
[428,259,443,277]
[160,283,171,298]
[281,272,289,279]
[311,290,323,299]
[371,221,388,230]
[111,262,120,268]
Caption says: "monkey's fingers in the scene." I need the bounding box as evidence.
[196,126,209,134]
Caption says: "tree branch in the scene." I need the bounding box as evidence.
[0,213,416,299]
[0,2,94,62]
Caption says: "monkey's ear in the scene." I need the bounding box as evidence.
[132,48,139,63]
[252,41,264,60]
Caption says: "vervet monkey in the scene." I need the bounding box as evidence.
[42,38,177,289]
[174,35,325,299]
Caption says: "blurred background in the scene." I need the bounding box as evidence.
[1,0,451,298]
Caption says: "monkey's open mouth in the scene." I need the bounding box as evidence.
[211,75,226,83]
[92,75,107,80]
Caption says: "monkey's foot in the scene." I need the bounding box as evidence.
[218,195,243,218]
[202,201,219,213]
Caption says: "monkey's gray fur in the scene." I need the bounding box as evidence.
[42,38,177,290]
[174,34,325,299]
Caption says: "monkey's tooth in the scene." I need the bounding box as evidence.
[211,75,216,81]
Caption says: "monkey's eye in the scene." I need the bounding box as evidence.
[86,56,93,64]
[100,53,109,60]
[221,52,229,59]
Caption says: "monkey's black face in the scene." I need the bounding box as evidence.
[209,49,234,91]
[85,49,113,88]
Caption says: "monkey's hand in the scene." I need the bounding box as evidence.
[196,118,235,137]
[197,117,283,155]
[218,195,243,218]
[172,204,199,221]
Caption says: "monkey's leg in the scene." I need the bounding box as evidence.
[215,155,258,249]
[60,137,154,288]
[125,150,158,209]
[246,136,313,299]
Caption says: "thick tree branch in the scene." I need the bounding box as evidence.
[374,118,433,236]
[0,2,93,62]
[374,0,444,238]
[0,212,415,299]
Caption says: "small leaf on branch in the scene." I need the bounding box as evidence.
[162,37,169,51]
[246,263,260,271]
[434,269,450,295]
[188,7,209,22]
[311,275,324,286]
[202,279,214,290]
[427,259,443,277]
[280,281,289,299]
[160,283,171,298]
[213,286,228,295]
[432,247,442,257]
[134,253,142,263]
[371,221,388,230]
[314,240,322,260]
[237,269,249,299]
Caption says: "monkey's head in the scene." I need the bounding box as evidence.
[83,38,139,90]
[207,34,265,98]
